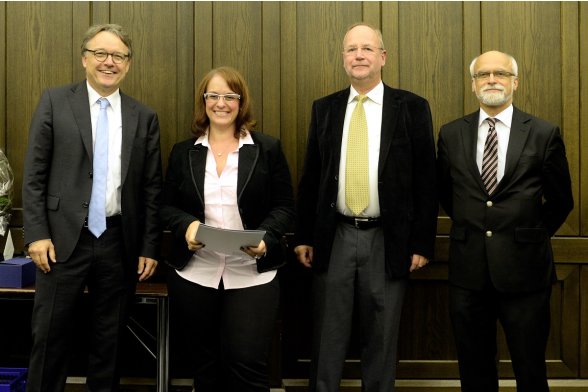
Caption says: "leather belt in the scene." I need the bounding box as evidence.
[338,214,381,229]
[84,215,122,229]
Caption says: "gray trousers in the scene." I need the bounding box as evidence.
[309,222,408,392]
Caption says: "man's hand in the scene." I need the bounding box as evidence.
[137,257,158,281]
[294,245,314,268]
[28,239,56,273]
[410,254,429,272]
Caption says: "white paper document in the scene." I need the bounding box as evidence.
[195,224,265,255]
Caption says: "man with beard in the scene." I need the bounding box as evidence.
[436,50,573,392]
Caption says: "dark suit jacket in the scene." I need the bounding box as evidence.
[437,107,573,292]
[23,81,163,265]
[160,131,295,273]
[295,84,438,278]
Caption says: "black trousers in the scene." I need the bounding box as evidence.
[449,282,552,392]
[168,271,279,392]
[309,222,408,392]
[27,226,134,392]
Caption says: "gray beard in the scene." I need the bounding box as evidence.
[477,91,511,107]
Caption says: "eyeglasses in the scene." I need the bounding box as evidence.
[473,71,516,80]
[84,49,130,64]
[343,45,384,56]
[203,93,241,102]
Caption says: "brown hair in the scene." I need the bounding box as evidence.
[192,66,257,138]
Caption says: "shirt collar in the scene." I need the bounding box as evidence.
[478,104,513,128]
[195,129,255,148]
[86,81,121,110]
[348,81,384,105]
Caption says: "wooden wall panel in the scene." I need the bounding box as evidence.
[561,2,581,236]
[295,2,360,178]
[110,2,180,167]
[581,2,588,237]
[262,2,281,140]
[7,3,74,207]
[397,2,464,136]
[2,0,588,385]
[280,2,298,191]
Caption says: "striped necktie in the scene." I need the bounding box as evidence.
[481,117,498,194]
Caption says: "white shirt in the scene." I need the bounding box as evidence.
[336,82,383,217]
[177,131,277,290]
[476,105,513,184]
[87,82,122,217]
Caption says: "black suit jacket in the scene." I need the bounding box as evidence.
[23,81,163,264]
[295,84,438,278]
[160,131,295,272]
[437,107,573,292]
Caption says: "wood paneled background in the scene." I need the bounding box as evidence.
[1,1,588,386]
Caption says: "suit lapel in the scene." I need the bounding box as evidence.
[237,144,259,201]
[120,92,138,184]
[188,144,207,205]
[461,111,486,192]
[68,82,93,160]
[378,85,400,176]
[499,107,531,192]
[329,90,348,166]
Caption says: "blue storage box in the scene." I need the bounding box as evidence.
[0,367,27,392]
[0,257,36,288]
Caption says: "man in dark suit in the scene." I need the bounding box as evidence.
[294,22,438,391]
[436,50,573,392]
[22,24,162,392]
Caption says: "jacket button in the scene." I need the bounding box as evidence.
[330,203,335,208]
[485,231,493,237]
[486,201,493,207]
[82,202,89,208]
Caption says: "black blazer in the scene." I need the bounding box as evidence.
[437,107,573,292]
[295,84,438,278]
[160,131,295,272]
[23,81,163,264]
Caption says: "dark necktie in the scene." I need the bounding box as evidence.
[481,117,498,194]
[88,98,110,237]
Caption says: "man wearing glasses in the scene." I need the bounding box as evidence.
[23,24,162,391]
[437,50,573,392]
[295,23,437,391]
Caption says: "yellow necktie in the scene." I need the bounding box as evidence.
[345,94,369,215]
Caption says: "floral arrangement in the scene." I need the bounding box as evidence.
[0,149,13,237]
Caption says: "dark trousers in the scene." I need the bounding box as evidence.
[449,282,552,392]
[167,271,279,392]
[309,222,408,392]
[27,226,133,392]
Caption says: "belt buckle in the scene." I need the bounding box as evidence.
[353,217,369,229]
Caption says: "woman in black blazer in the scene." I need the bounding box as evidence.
[160,66,294,391]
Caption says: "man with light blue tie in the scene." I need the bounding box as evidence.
[23,24,162,392]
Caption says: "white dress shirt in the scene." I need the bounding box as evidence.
[337,82,383,217]
[177,131,277,290]
[476,105,513,184]
[87,82,122,217]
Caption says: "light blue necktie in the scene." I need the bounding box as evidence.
[88,98,110,237]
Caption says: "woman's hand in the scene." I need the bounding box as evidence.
[242,240,267,260]
[185,220,205,252]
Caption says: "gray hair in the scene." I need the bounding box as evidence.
[469,52,518,77]
[80,24,133,58]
